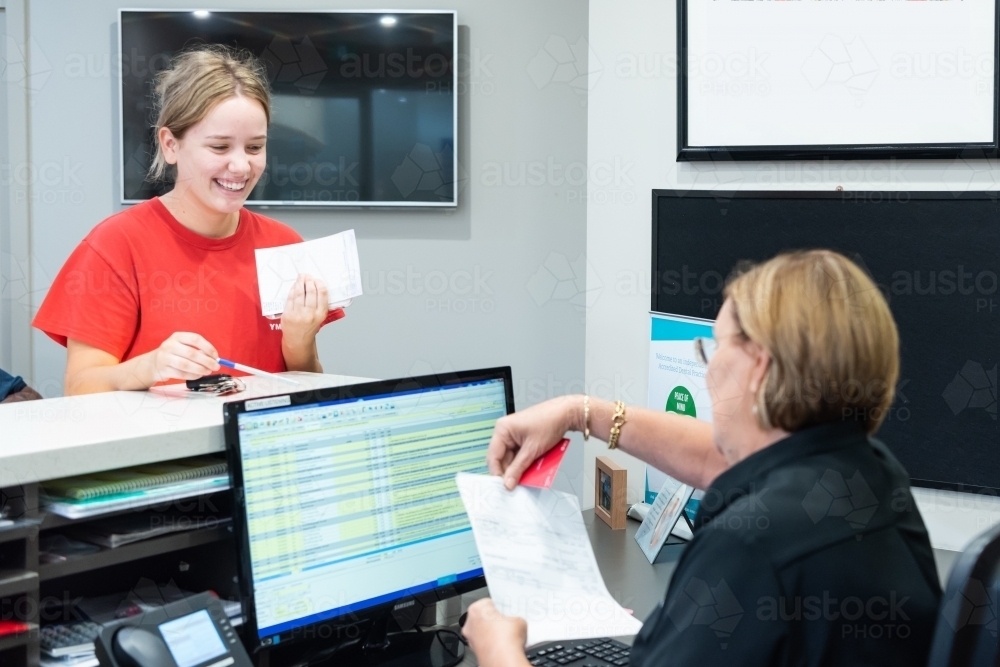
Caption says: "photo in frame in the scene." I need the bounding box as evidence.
[595,456,627,530]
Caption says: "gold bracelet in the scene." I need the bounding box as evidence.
[607,400,627,450]
[583,395,590,441]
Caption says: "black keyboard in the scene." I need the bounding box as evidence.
[527,638,631,667]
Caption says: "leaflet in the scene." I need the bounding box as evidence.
[255,230,362,317]
[634,477,695,564]
[456,473,642,647]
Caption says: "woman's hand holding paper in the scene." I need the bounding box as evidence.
[462,599,530,667]
[280,274,331,373]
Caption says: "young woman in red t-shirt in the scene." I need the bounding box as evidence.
[34,47,343,395]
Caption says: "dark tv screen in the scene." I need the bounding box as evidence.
[653,190,999,493]
[120,10,457,206]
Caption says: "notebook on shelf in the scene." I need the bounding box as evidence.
[42,456,228,501]
[40,476,230,519]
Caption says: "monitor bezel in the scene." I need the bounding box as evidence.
[117,8,459,208]
[223,366,514,652]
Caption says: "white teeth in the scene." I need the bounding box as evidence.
[216,179,246,192]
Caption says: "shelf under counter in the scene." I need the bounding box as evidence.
[0,570,39,598]
[0,520,39,546]
[39,524,232,581]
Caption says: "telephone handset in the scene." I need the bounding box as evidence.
[95,592,252,667]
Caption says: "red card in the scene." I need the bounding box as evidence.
[519,439,571,488]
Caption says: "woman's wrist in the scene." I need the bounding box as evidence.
[281,336,321,372]
[65,353,153,395]
[128,351,159,389]
[564,394,587,434]
[565,396,620,447]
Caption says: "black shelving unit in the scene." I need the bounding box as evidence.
[0,626,38,662]
[38,524,231,581]
[0,516,40,667]
[0,473,237,667]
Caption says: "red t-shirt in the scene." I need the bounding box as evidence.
[34,198,336,373]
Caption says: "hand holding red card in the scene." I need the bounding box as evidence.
[518,439,571,488]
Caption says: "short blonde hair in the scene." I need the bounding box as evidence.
[148,45,271,182]
[724,250,899,435]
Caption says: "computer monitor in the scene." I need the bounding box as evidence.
[223,368,513,664]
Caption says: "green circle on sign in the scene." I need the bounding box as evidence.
[665,385,696,418]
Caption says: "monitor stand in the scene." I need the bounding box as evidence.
[358,614,464,667]
[310,614,465,667]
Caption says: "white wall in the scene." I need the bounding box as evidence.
[0,7,9,372]
[4,0,590,496]
[585,0,1000,548]
[7,0,997,542]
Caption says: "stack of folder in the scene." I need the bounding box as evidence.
[41,456,230,519]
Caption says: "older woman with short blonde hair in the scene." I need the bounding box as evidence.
[465,250,941,667]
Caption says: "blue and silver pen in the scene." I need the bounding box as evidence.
[217,358,300,386]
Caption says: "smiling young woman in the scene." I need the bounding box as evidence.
[33,46,344,396]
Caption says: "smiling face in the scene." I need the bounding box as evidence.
[158,95,267,218]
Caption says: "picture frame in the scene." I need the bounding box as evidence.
[595,456,627,530]
[675,0,1000,161]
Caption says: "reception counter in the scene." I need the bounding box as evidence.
[0,372,373,487]
[0,372,372,667]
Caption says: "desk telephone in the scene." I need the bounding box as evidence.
[95,592,252,667]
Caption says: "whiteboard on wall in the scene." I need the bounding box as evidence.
[678,0,999,160]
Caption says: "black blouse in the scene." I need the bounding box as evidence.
[629,421,942,667]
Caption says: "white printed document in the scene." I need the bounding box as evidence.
[254,230,363,317]
[456,473,643,647]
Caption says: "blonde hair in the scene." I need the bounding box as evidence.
[724,250,899,435]
[148,45,271,182]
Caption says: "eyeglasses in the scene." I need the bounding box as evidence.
[693,337,717,366]
[694,331,748,366]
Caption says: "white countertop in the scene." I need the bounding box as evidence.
[0,372,373,486]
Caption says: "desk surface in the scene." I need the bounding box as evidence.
[582,509,677,622]
[0,372,372,486]
[460,509,959,665]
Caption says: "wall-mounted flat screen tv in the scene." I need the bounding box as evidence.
[119,10,457,207]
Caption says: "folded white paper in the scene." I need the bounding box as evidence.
[255,230,363,317]
[456,473,643,647]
